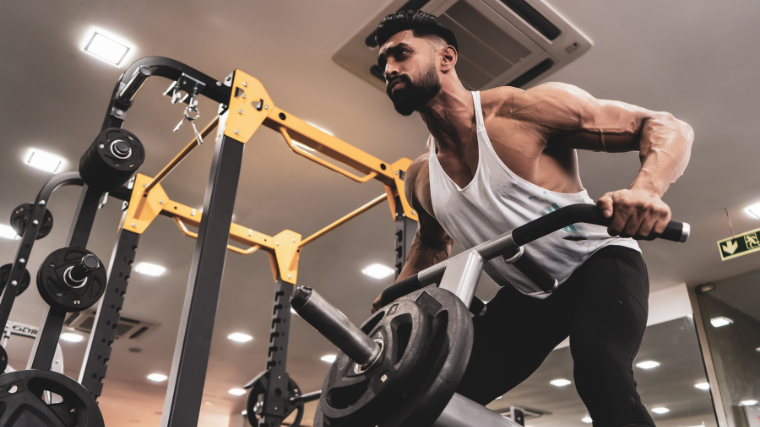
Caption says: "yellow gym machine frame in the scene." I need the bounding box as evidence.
[122,69,418,286]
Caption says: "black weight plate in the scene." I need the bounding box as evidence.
[315,287,472,427]
[0,264,31,296]
[10,203,53,240]
[0,369,105,426]
[37,247,107,312]
[320,299,432,425]
[246,370,303,427]
[0,345,7,374]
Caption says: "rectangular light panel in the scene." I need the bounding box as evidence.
[362,264,395,279]
[0,224,19,240]
[134,262,166,277]
[26,149,64,174]
[84,32,130,65]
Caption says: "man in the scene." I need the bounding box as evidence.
[370,10,693,427]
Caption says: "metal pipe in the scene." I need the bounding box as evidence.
[298,194,387,248]
[290,287,380,367]
[144,116,219,193]
[433,393,521,427]
[118,66,152,103]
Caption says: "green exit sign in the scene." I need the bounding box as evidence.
[718,227,760,261]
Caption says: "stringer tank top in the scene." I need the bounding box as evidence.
[428,91,640,299]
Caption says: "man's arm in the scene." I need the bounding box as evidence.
[372,157,452,312]
[503,82,694,239]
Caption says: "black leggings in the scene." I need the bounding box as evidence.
[456,246,655,427]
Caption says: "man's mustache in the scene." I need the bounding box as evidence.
[386,74,411,97]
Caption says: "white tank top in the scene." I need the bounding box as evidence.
[428,91,640,299]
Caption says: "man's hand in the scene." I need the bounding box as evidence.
[371,294,383,313]
[596,189,671,240]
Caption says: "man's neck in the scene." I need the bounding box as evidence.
[419,83,475,152]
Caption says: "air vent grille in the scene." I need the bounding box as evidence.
[498,0,560,40]
[64,311,156,340]
[440,1,532,89]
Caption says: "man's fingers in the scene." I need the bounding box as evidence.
[622,209,644,238]
[597,194,614,218]
[635,213,658,240]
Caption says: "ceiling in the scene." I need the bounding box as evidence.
[1,0,760,426]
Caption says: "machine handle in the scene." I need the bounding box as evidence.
[507,249,558,293]
[379,274,421,307]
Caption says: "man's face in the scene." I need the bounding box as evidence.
[378,31,442,116]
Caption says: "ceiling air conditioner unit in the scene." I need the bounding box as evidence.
[334,0,592,91]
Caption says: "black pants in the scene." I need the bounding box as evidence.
[456,246,655,427]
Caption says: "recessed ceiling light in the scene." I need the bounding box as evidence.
[745,202,760,219]
[135,262,166,277]
[581,416,593,423]
[695,382,710,390]
[741,400,759,406]
[147,373,168,382]
[550,379,571,387]
[227,332,253,343]
[636,361,660,370]
[83,31,131,66]
[0,224,20,240]
[321,354,337,363]
[651,407,669,414]
[228,388,246,396]
[26,149,65,174]
[711,317,733,328]
[60,332,84,343]
[362,264,395,279]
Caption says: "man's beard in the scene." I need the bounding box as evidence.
[387,66,441,116]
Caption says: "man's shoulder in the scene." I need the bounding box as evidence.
[404,152,429,189]
[480,82,583,117]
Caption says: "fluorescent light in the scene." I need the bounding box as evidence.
[581,417,593,424]
[711,317,733,328]
[147,373,167,382]
[60,333,84,343]
[83,32,130,65]
[362,264,395,279]
[695,382,710,390]
[135,262,166,277]
[321,354,337,363]
[651,407,669,414]
[745,202,760,219]
[305,121,334,136]
[227,332,253,343]
[550,379,571,387]
[228,388,246,396]
[0,224,19,240]
[26,149,64,174]
[741,400,759,406]
[636,361,660,370]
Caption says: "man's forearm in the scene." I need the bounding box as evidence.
[396,239,450,282]
[630,113,694,197]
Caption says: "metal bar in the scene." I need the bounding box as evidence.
[260,279,295,426]
[291,390,321,405]
[145,116,220,193]
[291,287,379,366]
[161,128,245,427]
[433,393,521,427]
[66,186,102,248]
[172,217,261,255]
[437,251,484,308]
[79,228,141,398]
[27,307,67,370]
[298,194,386,248]
[118,65,152,104]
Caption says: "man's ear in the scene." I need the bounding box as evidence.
[440,45,457,73]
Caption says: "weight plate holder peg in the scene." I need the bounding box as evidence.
[245,370,304,427]
[0,263,31,296]
[315,287,473,427]
[10,203,54,240]
[36,247,107,312]
[79,127,145,193]
[0,369,105,427]
[0,345,7,374]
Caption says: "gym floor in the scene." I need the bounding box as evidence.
[1,1,758,426]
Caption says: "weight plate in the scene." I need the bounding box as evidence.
[319,299,432,425]
[0,264,31,296]
[315,287,473,427]
[246,370,303,427]
[37,247,107,312]
[10,203,53,240]
[79,128,145,193]
[0,346,7,374]
[0,369,105,426]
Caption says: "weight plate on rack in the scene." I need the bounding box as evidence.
[315,286,473,427]
[246,370,304,427]
[36,247,107,312]
[10,203,53,240]
[0,369,105,426]
[0,264,31,296]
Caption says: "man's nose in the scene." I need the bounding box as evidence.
[384,64,398,82]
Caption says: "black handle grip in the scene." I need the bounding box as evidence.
[379,274,422,307]
[508,249,557,293]
[513,204,689,246]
